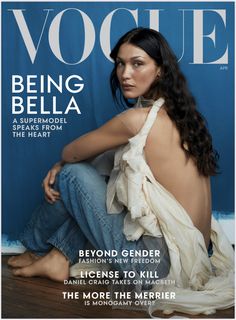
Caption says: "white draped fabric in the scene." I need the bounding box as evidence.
[106,98,234,316]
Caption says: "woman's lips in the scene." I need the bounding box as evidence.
[122,84,135,90]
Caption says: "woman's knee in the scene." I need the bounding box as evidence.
[60,162,93,181]
[58,162,108,218]
[59,162,105,191]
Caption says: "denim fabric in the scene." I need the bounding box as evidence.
[20,162,170,275]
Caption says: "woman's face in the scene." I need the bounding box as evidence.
[116,43,160,99]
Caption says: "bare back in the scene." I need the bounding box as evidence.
[119,106,211,247]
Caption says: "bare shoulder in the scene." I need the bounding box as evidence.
[117,107,151,135]
[118,106,150,119]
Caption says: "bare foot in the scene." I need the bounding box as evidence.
[12,248,69,282]
[8,251,40,268]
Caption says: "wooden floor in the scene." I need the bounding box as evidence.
[2,255,234,319]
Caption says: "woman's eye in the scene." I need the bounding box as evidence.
[133,61,143,68]
[116,61,123,67]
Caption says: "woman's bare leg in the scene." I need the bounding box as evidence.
[12,248,69,282]
[8,251,40,268]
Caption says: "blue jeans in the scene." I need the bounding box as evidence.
[20,162,170,276]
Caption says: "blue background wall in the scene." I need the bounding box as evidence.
[2,2,234,239]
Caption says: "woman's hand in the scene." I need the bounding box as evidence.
[42,161,64,204]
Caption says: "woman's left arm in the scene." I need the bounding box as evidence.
[62,113,134,163]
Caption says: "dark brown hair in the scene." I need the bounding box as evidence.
[110,28,219,176]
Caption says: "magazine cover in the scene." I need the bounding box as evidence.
[1,1,235,319]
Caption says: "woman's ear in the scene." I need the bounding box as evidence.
[156,67,162,78]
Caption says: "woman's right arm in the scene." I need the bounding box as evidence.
[62,108,147,163]
[42,108,145,203]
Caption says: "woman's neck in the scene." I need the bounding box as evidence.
[136,96,161,108]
